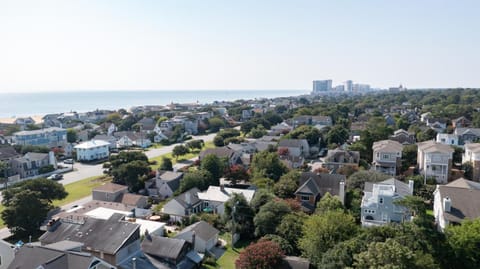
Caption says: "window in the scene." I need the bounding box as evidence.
[301,195,310,201]
[379,198,384,204]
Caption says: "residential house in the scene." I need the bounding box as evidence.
[433,178,480,231]
[280,155,305,169]
[294,172,346,213]
[0,240,14,269]
[7,243,116,269]
[13,127,67,148]
[420,112,431,123]
[436,133,459,146]
[417,141,454,183]
[322,149,360,171]
[311,116,333,129]
[74,140,110,162]
[197,185,256,215]
[162,188,203,222]
[175,221,219,253]
[241,109,253,121]
[40,213,141,267]
[279,256,313,269]
[372,140,403,176]
[137,118,157,133]
[199,147,240,166]
[384,114,396,126]
[455,128,480,144]
[389,129,416,145]
[159,116,198,135]
[426,118,447,133]
[114,131,151,148]
[93,134,118,149]
[268,122,293,136]
[0,145,20,163]
[10,151,57,178]
[92,183,128,202]
[462,143,480,181]
[140,234,202,269]
[361,178,414,227]
[451,116,471,128]
[145,170,183,199]
[278,139,310,158]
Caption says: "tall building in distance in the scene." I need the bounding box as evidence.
[312,80,332,94]
[344,80,353,92]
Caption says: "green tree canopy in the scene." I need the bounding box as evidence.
[2,178,67,206]
[316,192,344,214]
[254,199,291,237]
[273,170,300,199]
[178,170,213,193]
[172,145,189,160]
[200,154,224,185]
[251,150,288,181]
[159,157,173,171]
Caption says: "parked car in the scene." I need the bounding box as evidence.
[47,174,63,180]
[64,159,74,164]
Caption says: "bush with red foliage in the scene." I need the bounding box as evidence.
[283,198,302,211]
[235,239,284,269]
[277,147,289,156]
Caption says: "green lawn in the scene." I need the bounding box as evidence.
[53,175,110,207]
[203,233,252,269]
[150,141,215,170]
[426,209,434,217]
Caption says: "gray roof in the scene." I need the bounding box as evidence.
[278,139,307,148]
[174,188,201,208]
[295,172,345,196]
[279,256,312,269]
[7,245,105,269]
[44,240,84,251]
[364,178,411,196]
[176,221,219,242]
[445,178,480,190]
[14,127,66,136]
[39,213,140,255]
[456,127,480,137]
[157,170,183,192]
[0,145,20,160]
[142,235,188,260]
[438,185,480,224]
[199,147,235,159]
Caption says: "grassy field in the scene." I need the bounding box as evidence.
[150,141,215,170]
[203,233,251,269]
[426,209,434,217]
[53,175,110,207]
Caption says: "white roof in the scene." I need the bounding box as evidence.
[84,207,132,220]
[198,186,256,203]
[128,218,166,235]
[74,140,110,149]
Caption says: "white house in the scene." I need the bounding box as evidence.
[162,188,204,222]
[433,178,480,232]
[436,133,459,146]
[417,141,454,183]
[463,143,480,181]
[197,185,256,215]
[74,140,110,162]
[175,221,219,253]
[0,239,15,269]
[361,178,414,227]
[372,140,403,176]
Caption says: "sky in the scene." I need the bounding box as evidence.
[0,0,479,92]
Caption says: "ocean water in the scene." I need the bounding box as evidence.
[0,90,308,118]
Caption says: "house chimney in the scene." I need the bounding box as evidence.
[443,196,451,212]
[185,192,191,205]
[220,184,225,192]
[191,231,196,250]
[408,180,414,195]
[339,181,345,205]
[145,229,152,241]
[132,257,137,269]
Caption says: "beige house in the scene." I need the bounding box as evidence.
[417,141,454,183]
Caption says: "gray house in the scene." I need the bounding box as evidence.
[361,178,414,227]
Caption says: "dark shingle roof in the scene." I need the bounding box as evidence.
[7,245,105,269]
[142,235,188,260]
[39,213,139,255]
[174,188,201,208]
[199,147,235,159]
[438,186,480,224]
[176,221,219,242]
[295,172,345,196]
[0,145,20,161]
[157,170,183,192]
[278,139,307,148]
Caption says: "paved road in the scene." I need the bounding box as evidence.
[0,133,216,239]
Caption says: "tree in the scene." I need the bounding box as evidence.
[347,170,390,190]
[0,160,7,185]
[325,125,349,146]
[284,125,321,146]
[248,125,267,138]
[178,170,213,193]
[224,193,255,238]
[200,154,224,186]
[254,199,291,237]
[353,239,417,269]
[66,128,78,143]
[2,178,67,206]
[159,157,173,171]
[251,150,288,181]
[299,211,357,266]
[235,239,284,269]
[273,170,300,199]
[445,218,480,269]
[276,213,305,255]
[224,165,249,185]
[108,151,148,169]
[1,189,52,238]
[111,160,151,192]
[250,189,275,212]
[186,139,204,151]
[213,135,225,147]
[241,121,257,134]
[402,144,418,171]
[172,145,189,160]
[463,161,473,180]
[316,192,344,214]
[208,117,226,132]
